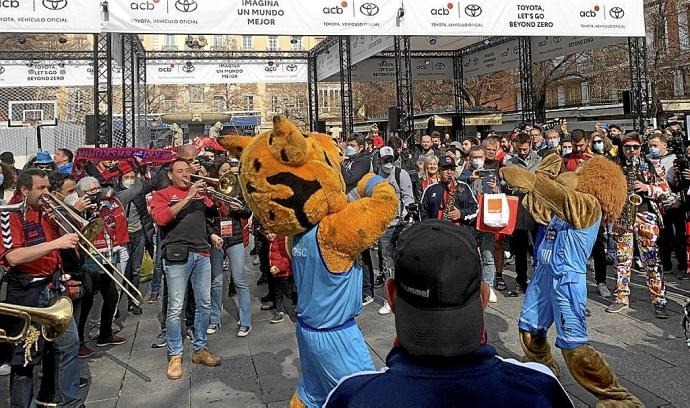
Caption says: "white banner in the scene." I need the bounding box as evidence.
[462,39,520,78]
[402,0,645,37]
[531,36,627,62]
[0,0,101,33]
[146,61,307,85]
[0,62,94,87]
[325,58,453,82]
[316,35,394,81]
[103,0,404,35]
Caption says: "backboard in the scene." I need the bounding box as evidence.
[8,100,58,127]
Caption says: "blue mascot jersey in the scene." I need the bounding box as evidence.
[291,225,364,329]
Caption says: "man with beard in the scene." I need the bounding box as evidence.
[563,129,590,171]
[420,156,477,227]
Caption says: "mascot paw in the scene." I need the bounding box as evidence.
[357,173,390,198]
[500,167,536,193]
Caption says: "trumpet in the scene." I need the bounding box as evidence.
[40,193,144,306]
[189,173,243,207]
[0,297,73,344]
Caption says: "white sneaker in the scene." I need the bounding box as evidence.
[489,288,498,303]
[378,302,392,315]
[597,283,612,298]
[0,363,10,376]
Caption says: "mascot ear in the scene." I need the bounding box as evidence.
[267,116,309,166]
[535,153,563,180]
[217,135,252,158]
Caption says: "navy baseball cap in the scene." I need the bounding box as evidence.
[394,220,483,357]
[438,155,456,169]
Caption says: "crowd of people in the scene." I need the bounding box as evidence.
[0,119,687,407]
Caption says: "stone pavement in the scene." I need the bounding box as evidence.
[2,254,690,407]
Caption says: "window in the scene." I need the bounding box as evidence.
[242,35,253,50]
[163,35,176,51]
[270,95,279,113]
[268,36,278,51]
[190,86,204,103]
[292,36,303,50]
[295,96,305,111]
[244,95,254,111]
[214,35,224,48]
[213,95,225,111]
[163,97,175,112]
[70,89,84,112]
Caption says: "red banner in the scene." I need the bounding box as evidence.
[74,147,176,165]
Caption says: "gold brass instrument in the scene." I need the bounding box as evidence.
[41,193,144,306]
[190,173,242,207]
[442,181,457,222]
[624,159,643,224]
[0,297,73,343]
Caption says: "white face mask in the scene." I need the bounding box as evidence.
[121,179,135,189]
[64,192,78,207]
[562,148,572,156]
[472,158,484,168]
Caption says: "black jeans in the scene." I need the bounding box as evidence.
[124,229,146,307]
[361,249,375,299]
[273,277,291,314]
[78,266,117,342]
[592,223,608,284]
[659,206,687,272]
[511,228,536,289]
[257,234,275,302]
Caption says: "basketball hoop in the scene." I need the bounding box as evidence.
[22,120,39,128]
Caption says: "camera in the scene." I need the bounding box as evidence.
[667,130,687,156]
[403,203,420,224]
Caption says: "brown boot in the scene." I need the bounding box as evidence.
[167,355,183,380]
[289,391,307,408]
[518,329,560,377]
[562,345,643,407]
[192,348,221,367]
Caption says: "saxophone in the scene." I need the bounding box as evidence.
[443,181,457,222]
[623,158,643,224]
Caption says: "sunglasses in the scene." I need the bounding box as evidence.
[623,145,641,151]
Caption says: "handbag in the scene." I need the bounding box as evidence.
[482,193,510,228]
[476,194,519,235]
[140,251,154,282]
[164,245,189,262]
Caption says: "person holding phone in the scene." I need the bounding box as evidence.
[460,146,502,303]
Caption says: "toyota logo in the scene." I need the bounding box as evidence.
[435,63,446,70]
[175,0,197,12]
[182,63,195,73]
[609,7,624,19]
[286,64,298,72]
[360,2,379,16]
[552,36,561,44]
[465,4,482,17]
[43,0,67,10]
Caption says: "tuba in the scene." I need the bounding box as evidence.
[623,158,643,224]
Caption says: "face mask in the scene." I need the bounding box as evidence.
[593,141,604,152]
[121,179,135,189]
[562,148,572,156]
[87,192,101,204]
[345,146,357,157]
[649,146,660,158]
[64,192,79,207]
[382,163,394,173]
[472,159,484,168]
[548,139,560,148]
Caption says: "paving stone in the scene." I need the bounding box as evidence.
[190,378,263,407]
[84,397,118,408]
[118,389,191,408]
[258,372,300,403]
[191,353,257,383]
[251,348,300,377]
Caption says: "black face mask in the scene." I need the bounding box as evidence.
[87,192,101,205]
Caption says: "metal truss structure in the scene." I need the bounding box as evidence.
[518,37,536,125]
[628,37,650,132]
[338,36,354,137]
[394,36,414,141]
[94,33,113,147]
[453,54,464,138]
[307,55,319,132]
[145,50,309,61]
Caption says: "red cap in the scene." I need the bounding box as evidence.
[117,160,135,175]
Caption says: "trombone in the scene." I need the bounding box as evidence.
[190,173,243,207]
[0,297,73,343]
[41,193,144,306]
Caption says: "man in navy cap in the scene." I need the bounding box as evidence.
[325,220,573,408]
[420,155,477,227]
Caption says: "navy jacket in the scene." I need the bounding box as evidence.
[420,181,478,225]
[325,345,573,408]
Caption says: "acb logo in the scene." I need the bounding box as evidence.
[431,2,453,15]
[131,0,159,10]
[323,1,347,14]
[580,5,600,17]
[0,0,20,8]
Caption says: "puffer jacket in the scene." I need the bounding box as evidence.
[269,235,292,278]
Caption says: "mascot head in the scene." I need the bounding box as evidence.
[572,155,627,222]
[217,116,346,236]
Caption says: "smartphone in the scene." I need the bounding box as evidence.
[477,169,496,178]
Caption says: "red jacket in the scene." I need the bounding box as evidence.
[269,235,292,278]
[92,196,129,249]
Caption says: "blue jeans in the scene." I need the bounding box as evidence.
[379,224,406,279]
[150,229,164,294]
[8,283,80,408]
[226,243,251,328]
[479,232,496,287]
[164,252,212,356]
[209,247,224,326]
